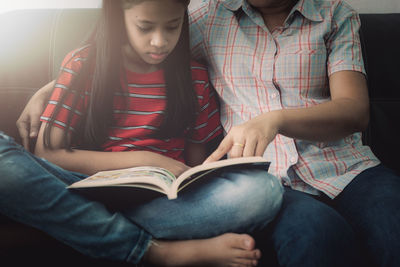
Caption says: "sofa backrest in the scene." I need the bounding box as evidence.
[359,14,400,174]
[0,10,399,174]
[0,9,99,142]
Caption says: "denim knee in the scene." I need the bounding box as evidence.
[0,132,25,161]
[221,168,283,232]
[272,189,361,267]
[0,132,18,151]
[0,133,51,196]
[333,165,400,267]
[0,133,25,189]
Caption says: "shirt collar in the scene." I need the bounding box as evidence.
[290,0,323,22]
[219,0,243,11]
[219,0,323,22]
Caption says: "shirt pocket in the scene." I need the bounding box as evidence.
[276,47,329,103]
[279,47,327,76]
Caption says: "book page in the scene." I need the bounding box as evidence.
[173,156,270,192]
[68,166,175,193]
[176,168,216,193]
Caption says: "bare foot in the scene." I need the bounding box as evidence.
[143,233,261,267]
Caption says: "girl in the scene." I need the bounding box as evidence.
[0,0,283,266]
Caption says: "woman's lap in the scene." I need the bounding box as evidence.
[332,165,400,267]
[262,165,400,267]
[260,187,362,267]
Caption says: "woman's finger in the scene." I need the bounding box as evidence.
[29,119,41,138]
[242,137,257,157]
[229,140,246,158]
[16,119,30,150]
[254,138,269,157]
[204,137,233,163]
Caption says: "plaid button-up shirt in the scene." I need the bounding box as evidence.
[189,0,380,198]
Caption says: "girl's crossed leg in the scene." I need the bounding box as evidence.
[0,133,283,266]
[126,167,283,266]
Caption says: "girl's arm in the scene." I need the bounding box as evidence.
[205,70,369,162]
[35,124,190,176]
[16,80,55,150]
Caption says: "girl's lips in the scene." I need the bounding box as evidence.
[149,53,168,60]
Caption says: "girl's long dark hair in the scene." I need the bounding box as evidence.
[44,0,197,150]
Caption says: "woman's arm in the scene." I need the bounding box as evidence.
[205,70,369,162]
[35,124,190,176]
[276,70,369,141]
[16,80,55,150]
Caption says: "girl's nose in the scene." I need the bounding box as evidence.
[150,31,168,48]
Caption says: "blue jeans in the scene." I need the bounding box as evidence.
[0,132,283,264]
[260,165,400,267]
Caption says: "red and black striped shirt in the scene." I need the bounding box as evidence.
[40,46,222,162]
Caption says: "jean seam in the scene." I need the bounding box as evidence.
[126,229,153,264]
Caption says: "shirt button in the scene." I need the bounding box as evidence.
[290,157,297,163]
[270,93,277,99]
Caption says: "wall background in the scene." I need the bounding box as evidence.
[189,0,400,13]
[344,0,400,13]
[0,0,101,13]
[1,0,399,14]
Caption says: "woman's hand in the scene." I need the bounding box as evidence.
[204,111,281,163]
[205,71,370,164]
[16,80,55,150]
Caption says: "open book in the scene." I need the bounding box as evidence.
[68,156,270,200]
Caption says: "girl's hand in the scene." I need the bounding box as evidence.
[204,111,281,163]
[156,154,191,177]
[164,159,191,177]
[16,80,55,150]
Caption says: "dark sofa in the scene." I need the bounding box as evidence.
[1,9,400,265]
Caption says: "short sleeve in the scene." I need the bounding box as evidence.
[189,0,209,63]
[40,47,90,133]
[326,1,365,76]
[188,63,222,144]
